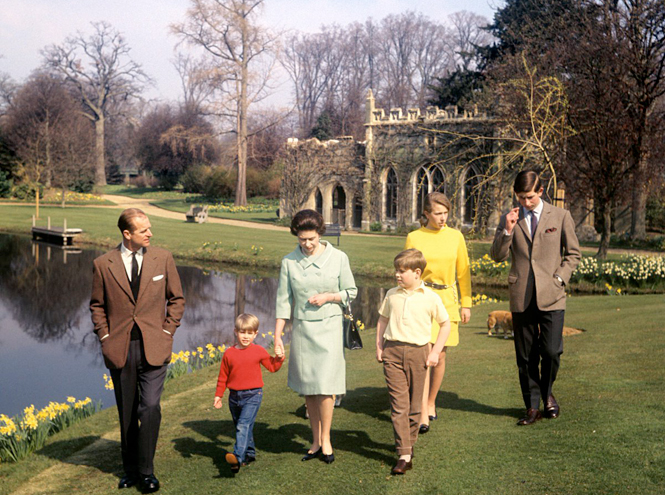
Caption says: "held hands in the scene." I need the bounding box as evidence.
[426,350,440,368]
[273,335,285,358]
[505,207,520,234]
[308,293,335,306]
[213,396,223,409]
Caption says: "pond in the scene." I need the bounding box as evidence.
[0,234,388,417]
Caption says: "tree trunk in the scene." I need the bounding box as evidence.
[630,113,648,240]
[94,117,107,186]
[597,204,611,260]
[631,186,647,240]
[234,47,249,206]
[45,119,52,188]
[630,146,648,240]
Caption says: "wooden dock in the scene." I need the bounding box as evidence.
[31,216,82,246]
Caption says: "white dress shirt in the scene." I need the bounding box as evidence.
[120,243,144,281]
[523,200,544,238]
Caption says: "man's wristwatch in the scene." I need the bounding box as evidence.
[554,275,565,286]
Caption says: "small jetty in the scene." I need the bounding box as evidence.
[31,216,82,246]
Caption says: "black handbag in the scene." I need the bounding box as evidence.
[343,291,363,350]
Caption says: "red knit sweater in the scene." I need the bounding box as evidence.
[215,344,284,397]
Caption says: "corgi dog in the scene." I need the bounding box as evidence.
[487,310,513,339]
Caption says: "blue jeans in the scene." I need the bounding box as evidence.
[228,388,263,463]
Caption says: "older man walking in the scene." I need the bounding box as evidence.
[90,208,185,492]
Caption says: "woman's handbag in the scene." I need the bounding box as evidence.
[343,291,363,350]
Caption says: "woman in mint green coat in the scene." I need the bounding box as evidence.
[274,210,357,464]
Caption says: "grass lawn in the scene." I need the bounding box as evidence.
[0,204,654,287]
[100,185,199,200]
[1,294,663,494]
[0,205,405,280]
[150,198,280,224]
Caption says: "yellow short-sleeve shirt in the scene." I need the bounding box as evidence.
[379,283,449,346]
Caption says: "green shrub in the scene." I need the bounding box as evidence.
[0,170,12,198]
[369,221,382,232]
[181,165,210,194]
[203,167,235,199]
[12,182,43,200]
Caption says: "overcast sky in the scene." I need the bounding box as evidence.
[0,0,500,106]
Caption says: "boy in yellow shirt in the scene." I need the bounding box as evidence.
[376,249,451,475]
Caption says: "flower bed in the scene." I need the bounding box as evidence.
[0,397,100,463]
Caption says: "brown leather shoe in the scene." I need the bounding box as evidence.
[545,395,560,419]
[517,408,542,426]
[391,459,413,475]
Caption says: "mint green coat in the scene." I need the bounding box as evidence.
[276,241,357,395]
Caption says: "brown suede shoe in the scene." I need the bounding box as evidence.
[517,408,542,426]
[391,459,413,475]
[545,395,560,419]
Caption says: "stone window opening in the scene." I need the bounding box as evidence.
[384,167,398,221]
[332,185,346,225]
[413,165,446,223]
[461,165,481,226]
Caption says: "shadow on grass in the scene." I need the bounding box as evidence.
[343,386,521,420]
[38,436,123,476]
[173,418,395,476]
[437,391,523,418]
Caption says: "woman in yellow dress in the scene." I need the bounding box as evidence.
[405,192,472,433]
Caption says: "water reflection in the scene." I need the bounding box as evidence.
[0,235,386,417]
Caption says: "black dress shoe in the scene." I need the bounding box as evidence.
[118,474,139,489]
[517,408,542,426]
[140,474,160,493]
[243,455,256,466]
[429,413,438,421]
[301,448,321,461]
[321,452,335,464]
[391,458,413,475]
[418,424,430,434]
[545,394,560,419]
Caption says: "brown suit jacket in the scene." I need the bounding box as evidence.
[90,244,185,369]
[490,201,581,313]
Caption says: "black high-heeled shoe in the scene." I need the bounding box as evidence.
[301,448,321,461]
[321,452,335,464]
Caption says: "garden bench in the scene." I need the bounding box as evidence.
[323,223,342,245]
[186,205,209,223]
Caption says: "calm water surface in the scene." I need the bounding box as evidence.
[0,234,386,417]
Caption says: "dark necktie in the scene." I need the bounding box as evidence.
[130,251,140,300]
[530,210,538,239]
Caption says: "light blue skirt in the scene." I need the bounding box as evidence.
[287,315,346,395]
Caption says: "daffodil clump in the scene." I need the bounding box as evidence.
[153,343,227,382]
[470,255,509,277]
[208,203,276,214]
[0,397,99,463]
[572,254,665,290]
[471,293,501,306]
[50,191,104,203]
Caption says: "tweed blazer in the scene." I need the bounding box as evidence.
[90,244,185,369]
[490,201,581,313]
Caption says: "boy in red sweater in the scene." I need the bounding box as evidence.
[214,313,284,473]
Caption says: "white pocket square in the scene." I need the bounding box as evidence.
[152,274,164,281]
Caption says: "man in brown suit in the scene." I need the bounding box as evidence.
[90,209,185,492]
[490,171,580,426]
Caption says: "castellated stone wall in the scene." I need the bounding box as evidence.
[280,92,502,233]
